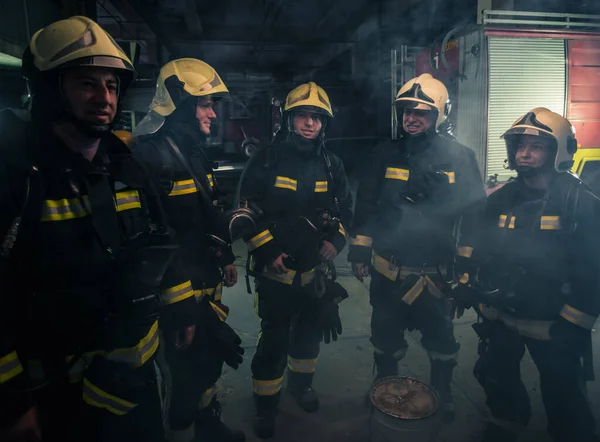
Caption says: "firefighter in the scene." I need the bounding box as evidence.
[238,81,353,439]
[349,74,485,421]
[0,16,201,441]
[133,58,245,442]
[453,108,600,442]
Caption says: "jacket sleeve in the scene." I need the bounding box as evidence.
[157,252,198,329]
[325,154,353,253]
[454,147,487,284]
[348,146,384,264]
[238,149,283,266]
[560,190,600,330]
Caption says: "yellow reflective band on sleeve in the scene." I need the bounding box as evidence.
[207,174,215,188]
[457,246,473,258]
[459,273,469,284]
[338,223,347,238]
[107,320,159,367]
[115,190,141,212]
[247,230,274,251]
[350,235,373,247]
[210,301,229,322]
[385,167,410,181]
[287,356,318,374]
[253,376,284,396]
[169,179,198,196]
[314,181,328,193]
[540,216,561,230]
[274,176,297,191]
[498,214,515,229]
[560,304,597,330]
[41,196,90,222]
[83,378,138,415]
[161,280,195,305]
[0,351,23,384]
[443,171,456,184]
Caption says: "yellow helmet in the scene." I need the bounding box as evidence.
[284,82,333,118]
[502,107,578,173]
[113,130,136,148]
[395,74,450,129]
[27,16,134,77]
[150,58,229,117]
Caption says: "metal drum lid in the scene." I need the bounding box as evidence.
[370,376,440,420]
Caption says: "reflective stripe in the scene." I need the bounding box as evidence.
[199,385,218,409]
[0,351,23,384]
[115,190,141,212]
[540,215,561,230]
[427,351,458,362]
[42,196,90,222]
[314,181,328,193]
[274,176,297,191]
[253,377,284,396]
[83,378,137,415]
[398,266,441,279]
[210,301,228,322]
[385,167,410,181]
[207,174,215,188]
[560,304,596,330]
[338,223,347,238]
[372,254,399,281]
[443,171,456,184]
[247,230,274,251]
[161,280,195,305]
[498,214,515,229]
[250,256,315,286]
[350,235,373,247]
[107,320,160,367]
[457,245,473,258]
[213,283,223,302]
[478,305,552,340]
[287,356,318,374]
[169,179,197,196]
[459,273,469,284]
[300,269,316,286]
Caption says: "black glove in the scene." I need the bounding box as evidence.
[318,299,342,344]
[550,317,590,354]
[201,299,245,369]
[407,169,449,199]
[450,283,479,311]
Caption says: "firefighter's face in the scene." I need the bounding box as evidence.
[402,107,436,135]
[196,96,217,135]
[292,111,322,140]
[514,135,552,170]
[61,67,118,126]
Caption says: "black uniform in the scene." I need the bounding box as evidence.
[461,174,600,442]
[0,112,196,442]
[349,133,484,386]
[239,134,352,412]
[134,122,236,440]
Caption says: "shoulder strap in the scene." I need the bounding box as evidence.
[321,147,341,217]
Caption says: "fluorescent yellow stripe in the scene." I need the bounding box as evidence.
[210,301,228,322]
[253,376,284,396]
[200,385,218,409]
[443,171,456,184]
[161,280,195,305]
[350,235,373,247]
[107,320,159,367]
[560,304,597,330]
[498,214,515,229]
[287,356,318,374]
[41,196,90,222]
[314,181,328,193]
[115,190,141,212]
[372,254,398,281]
[0,351,23,384]
[401,277,426,305]
[457,246,473,258]
[274,176,297,191]
[459,273,469,284]
[169,179,198,196]
[247,230,274,251]
[385,167,410,181]
[207,174,215,188]
[338,223,347,238]
[213,283,223,302]
[540,216,561,230]
[83,378,137,415]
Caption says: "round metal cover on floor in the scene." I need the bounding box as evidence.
[370,376,440,420]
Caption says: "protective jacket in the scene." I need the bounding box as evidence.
[0,111,196,390]
[349,132,485,276]
[240,134,353,283]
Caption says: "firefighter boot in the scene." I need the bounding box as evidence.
[195,398,246,442]
[480,423,518,442]
[365,352,400,407]
[430,359,456,423]
[252,393,278,440]
[287,371,319,413]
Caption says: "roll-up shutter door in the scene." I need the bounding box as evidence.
[487,37,566,180]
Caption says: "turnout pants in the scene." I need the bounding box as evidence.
[251,277,322,412]
[475,320,596,442]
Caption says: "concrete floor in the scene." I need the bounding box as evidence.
[213,243,600,442]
